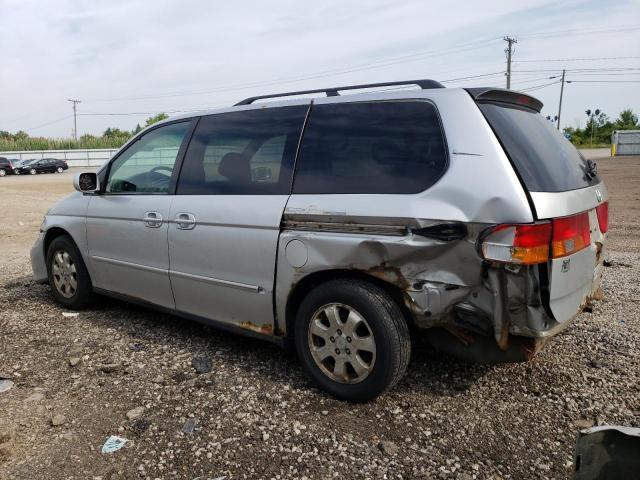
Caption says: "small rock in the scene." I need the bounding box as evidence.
[574,419,595,429]
[152,375,164,384]
[126,406,145,421]
[191,355,212,374]
[98,363,121,374]
[61,432,74,441]
[262,432,270,441]
[0,380,14,394]
[25,392,45,402]
[69,357,81,367]
[131,419,150,436]
[589,359,604,369]
[51,414,66,426]
[321,410,329,416]
[182,417,197,435]
[378,440,399,455]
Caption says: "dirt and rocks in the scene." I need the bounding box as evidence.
[0,156,639,479]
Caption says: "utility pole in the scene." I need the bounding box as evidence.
[556,69,566,130]
[67,99,81,140]
[503,36,517,89]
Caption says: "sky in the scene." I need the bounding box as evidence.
[1,0,639,138]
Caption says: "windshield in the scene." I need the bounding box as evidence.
[478,102,600,192]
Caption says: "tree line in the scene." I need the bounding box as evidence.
[562,109,639,147]
[0,113,168,151]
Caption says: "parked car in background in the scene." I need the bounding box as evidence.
[12,158,36,174]
[0,157,20,176]
[31,80,609,401]
[15,158,69,175]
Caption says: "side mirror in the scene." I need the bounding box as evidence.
[74,172,100,193]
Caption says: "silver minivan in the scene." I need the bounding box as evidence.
[31,80,608,401]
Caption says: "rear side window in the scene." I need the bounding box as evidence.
[177,106,308,195]
[479,102,600,192]
[293,101,447,194]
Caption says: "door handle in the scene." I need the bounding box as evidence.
[175,212,196,230]
[143,211,163,228]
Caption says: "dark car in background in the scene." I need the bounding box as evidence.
[0,157,20,176]
[15,158,69,175]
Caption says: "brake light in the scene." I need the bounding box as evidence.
[551,212,590,258]
[596,201,609,234]
[483,211,593,264]
[482,222,551,265]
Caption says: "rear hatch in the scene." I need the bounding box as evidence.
[470,88,609,324]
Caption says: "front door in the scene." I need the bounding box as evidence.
[86,120,193,309]
[168,105,309,331]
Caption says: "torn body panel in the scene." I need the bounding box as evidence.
[276,215,561,360]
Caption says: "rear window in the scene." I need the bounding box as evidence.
[293,101,447,194]
[479,102,600,192]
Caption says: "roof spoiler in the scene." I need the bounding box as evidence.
[466,88,543,112]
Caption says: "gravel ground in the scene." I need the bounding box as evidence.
[1,157,639,479]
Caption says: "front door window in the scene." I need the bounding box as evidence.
[106,122,190,194]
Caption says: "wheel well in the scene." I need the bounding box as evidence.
[283,269,412,343]
[43,227,71,256]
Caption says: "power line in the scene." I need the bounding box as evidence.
[25,115,73,132]
[566,80,640,83]
[85,38,502,103]
[519,80,561,92]
[513,55,640,63]
[518,24,640,39]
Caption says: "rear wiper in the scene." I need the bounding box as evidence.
[585,159,598,180]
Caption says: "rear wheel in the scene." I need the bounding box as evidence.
[294,279,411,402]
[30,168,37,175]
[46,235,94,309]
[13,169,20,175]
[0,169,6,177]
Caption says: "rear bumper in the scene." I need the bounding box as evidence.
[30,233,48,283]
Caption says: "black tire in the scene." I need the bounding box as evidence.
[46,235,94,309]
[30,168,37,175]
[294,279,411,402]
[0,168,6,177]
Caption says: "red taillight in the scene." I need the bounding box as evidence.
[596,201,609,234]
[482,222,551,265]
[551,212,590,258]
[483,211,594,264]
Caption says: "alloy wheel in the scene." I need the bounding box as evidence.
[51,250,78,298]
[307,303,377,384]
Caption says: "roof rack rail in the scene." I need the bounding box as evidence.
[234,79,444,106]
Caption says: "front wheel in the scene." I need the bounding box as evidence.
[30,168,37,175]
[0,169,6,177]
[56,167,64,173]
[294,279,411,402]
[46,235,94,309]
